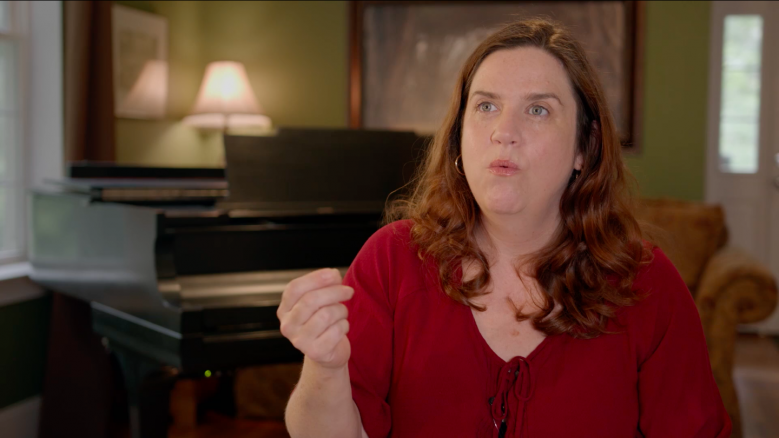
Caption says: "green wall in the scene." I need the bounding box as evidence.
[116,1,710,201]
[0,296,51,409]
[625,1,711,201]
[115,1,348,166]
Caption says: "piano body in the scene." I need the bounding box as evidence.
[29,129,424,438]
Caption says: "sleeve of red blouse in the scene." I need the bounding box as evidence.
[635,248,732,437]
[342,224,399,438]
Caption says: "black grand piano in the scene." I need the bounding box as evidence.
[29,129,425,438]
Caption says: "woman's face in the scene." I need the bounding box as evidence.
[461,47,582,220]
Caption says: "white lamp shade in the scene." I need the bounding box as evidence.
[185,61,270,131]
[117,59,168,119]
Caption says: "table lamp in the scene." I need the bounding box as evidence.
[183,61,272,131]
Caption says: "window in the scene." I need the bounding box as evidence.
[718,15,764,174]
[0,0,24,262]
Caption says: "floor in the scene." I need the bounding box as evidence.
[734,334,779,438]
[168,334,779,438]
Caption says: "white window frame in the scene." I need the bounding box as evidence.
[0,0,63,279]
[0,0,28,265]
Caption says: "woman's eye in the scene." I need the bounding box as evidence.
[530,105,549,116]
[478,102,495,112]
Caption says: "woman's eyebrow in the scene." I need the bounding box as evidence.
[525,92,563,106]
[470,90,500,100]
[470,90,563,106]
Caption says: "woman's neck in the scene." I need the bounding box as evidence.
[476,209,560,265]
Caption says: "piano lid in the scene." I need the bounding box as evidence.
[218,129,426,214]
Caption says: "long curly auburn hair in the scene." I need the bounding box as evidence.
[386,18,654,339]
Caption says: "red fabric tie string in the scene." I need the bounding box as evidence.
[490,356,534,437]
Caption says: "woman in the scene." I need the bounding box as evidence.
[279,18,731,438]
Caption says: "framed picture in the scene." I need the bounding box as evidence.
[349,1,645,151]
[111,4,168,119]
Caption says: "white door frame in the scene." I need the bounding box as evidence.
[705,1,779,334]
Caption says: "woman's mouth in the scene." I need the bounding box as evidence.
[488,159,519,176]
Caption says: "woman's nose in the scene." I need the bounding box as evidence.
[490,112,521,146]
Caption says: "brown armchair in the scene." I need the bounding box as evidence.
[636,198,778,438]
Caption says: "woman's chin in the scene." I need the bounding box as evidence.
[478,197,525,216]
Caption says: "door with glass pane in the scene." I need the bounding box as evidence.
[706,1,779,334]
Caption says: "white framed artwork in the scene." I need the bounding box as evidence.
[112,4,168,119]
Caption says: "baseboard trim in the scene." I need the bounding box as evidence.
[0,396,41,438]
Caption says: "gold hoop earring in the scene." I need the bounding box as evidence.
[455,154,465,176]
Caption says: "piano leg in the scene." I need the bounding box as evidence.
[113,348,179,438]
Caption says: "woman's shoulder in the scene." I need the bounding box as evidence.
[608,245,687,313]
[349,218,424,272]
[616,246,703,364]
[358,219,418,259]
[632,245,690,304]
[345,219,431,309]
[372,218,415,243]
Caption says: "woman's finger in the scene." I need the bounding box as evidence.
[277,268,342,317]
[307,319,350,363]
[296,303,349,341]
[279,285,353,339]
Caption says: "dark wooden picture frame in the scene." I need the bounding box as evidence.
[349,1,645,152]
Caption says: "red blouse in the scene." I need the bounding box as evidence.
[343,220,731,438]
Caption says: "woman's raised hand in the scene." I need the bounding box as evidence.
[277,268,354,369]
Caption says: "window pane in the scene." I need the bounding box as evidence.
[719,15,763,174]
[0,39,15,112]
[0,188,7,251]
[0,116,14,255]
[0,186,17,255]
[722,15,763,69]
[720,71,760,119]
[719,121,759,173]
[0,116,7,179]
[0,2,9,34]
[0,115,14,180]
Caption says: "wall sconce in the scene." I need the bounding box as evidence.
[183,61,271,131]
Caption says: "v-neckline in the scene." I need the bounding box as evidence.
[465,305,557,365]
[457,261,558,365]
